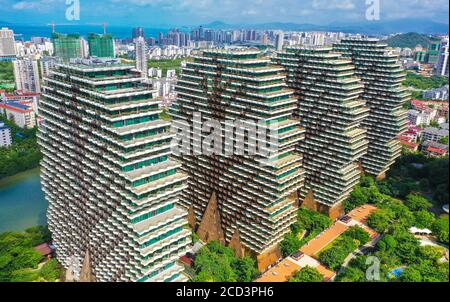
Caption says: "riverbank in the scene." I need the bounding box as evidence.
[0,168,47,233]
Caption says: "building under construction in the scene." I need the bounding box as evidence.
[38,58,191,282]
[274,47,369,217]
[88,33,115,58]
[172,49,305,271]
[333,38,409,179]
[52,33,82,62]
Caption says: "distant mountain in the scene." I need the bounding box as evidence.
[200,19,449,35]
[386,33,432,49]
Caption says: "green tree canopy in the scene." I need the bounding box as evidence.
[193,241,258,282]
[289,266,323,282]
[405,194,432,211]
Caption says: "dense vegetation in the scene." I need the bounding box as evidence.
[344,173,447,244]
[404,72,449,90]
[345,153,449,213]
[279,208,332,257]
[289,266,323,282]
[0,117,42,180]
[337,153,449,282]
[193,241,258,282]
[0,61,14,83]
[0,226,63,282]
[385,33,431,49]
[318,226,370,271]
[336,229,448,282]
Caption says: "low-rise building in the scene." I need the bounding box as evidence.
[398,135,419,152]
[403,124,424,142]
[423,127,449,143]
[421,140,449,157]
[408,109,435,126]
[1,91,40,114]
[424,145,449,157]
[148,67,162,78]
[166,69,177,79]
[0,122,12,147]
[422,85,449,101]
[0,101,36,128]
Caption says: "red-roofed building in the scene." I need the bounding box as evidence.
[400,139,419,151]
[1,90,39,114]
[0,101,36,128]
[425,146,449,157]
[33,242,55,258]
[179,255,193,266]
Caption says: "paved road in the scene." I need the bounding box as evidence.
[338,235,384,276]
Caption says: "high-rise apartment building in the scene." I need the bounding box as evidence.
[333,38,409,179]
[13,57,41,93]
[135,37,148,78]
[172,49,305,271]
[132,27,145,39]
[52,33,83,62]
[0,122,12,147]
[38,58,191,282]
[0,27,16,61]
[436,37,449,76]
[275,31,284,51]
[274,47,369,217]
[88,34,115,58]
[40,56,60,78]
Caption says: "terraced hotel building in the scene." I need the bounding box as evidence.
[38,58,191,282]
[274,47,369,214]
[171,49,305,270]
[333,38,409,178]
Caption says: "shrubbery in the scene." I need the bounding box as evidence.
[279,208,332,257]
[289,266,323,282]
[0,117,42,180]
[193,241,258,282]
[318,226,370,271]
[0,226,61,282]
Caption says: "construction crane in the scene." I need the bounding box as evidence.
[46,22,108,34]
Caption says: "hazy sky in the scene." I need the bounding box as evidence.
[2,0,449,27]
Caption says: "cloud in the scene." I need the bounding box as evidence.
[13,0,60,10]
[312,0,355,10]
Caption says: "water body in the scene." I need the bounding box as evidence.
[0,169,47,233]
[3,24,171,41]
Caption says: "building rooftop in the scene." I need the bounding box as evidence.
[424,127,449,136]
[422,140,449,150]
[0,122,11,130]
[33,242,54,256]
[427,146,448,155]
[0,101,33,113]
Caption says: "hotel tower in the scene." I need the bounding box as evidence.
[38,58,191,282]
[274,47,369,217]
[172,49,305,271]
[333,38,409,179]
